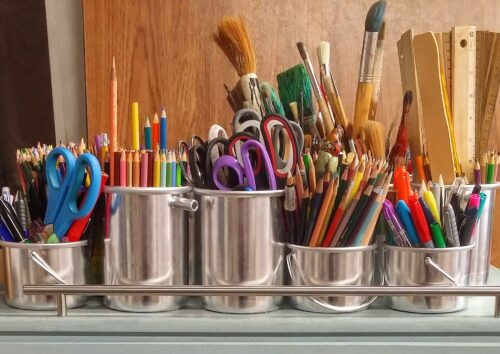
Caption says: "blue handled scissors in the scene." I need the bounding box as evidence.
[44,147,102,238]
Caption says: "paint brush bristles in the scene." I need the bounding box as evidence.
[352,0,387,138]
[277,64,314,119]
[318,41,349,131]
[215,16,256,76]
[364,120,385,160]
[215,16,263,114]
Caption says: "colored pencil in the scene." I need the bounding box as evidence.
[166,151,173,187]
[310,174,337,246]
[109,57,118,186]
[160,108,167,150]
[140,151,148,187]
[160,152,167,187]
[131,102,139,151]
[126,151,133,187]
[285,172,297,243]
[152,113,159,150]
[153,150,160,187]
[303,176,324,245]
[144,117,152,150]
[171,152,177,187]
[119,150,126,187]
[132,151,140,187]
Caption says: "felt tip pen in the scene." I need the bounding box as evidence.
[395,200,420,247]
[423,190,441,227]
[418,197,436,226]
[443,204,460,247]
[408,194,434,248]
[430,222,446,248]
[382,200,412,247]
[458,207,478,246]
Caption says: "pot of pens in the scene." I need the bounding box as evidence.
[381,170,491,313]
[189,113,301,313]
[286,156,390,313]
[1,145,105,310]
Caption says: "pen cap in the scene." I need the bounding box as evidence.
[395,200,420,246]
[408,194,433,245]
[467,193,480,209]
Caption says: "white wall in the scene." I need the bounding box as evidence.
[45,0,86,143]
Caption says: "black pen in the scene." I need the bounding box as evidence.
[0,198,25,242]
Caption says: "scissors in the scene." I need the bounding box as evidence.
[212,139,277,191]
[44,147,102,239]
[232,110,300,184]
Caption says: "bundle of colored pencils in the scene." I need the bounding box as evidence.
[286,153,391,248]
[94,101,188,188]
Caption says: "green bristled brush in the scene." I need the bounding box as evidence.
[260,82,286,116]
[277,64,314,120]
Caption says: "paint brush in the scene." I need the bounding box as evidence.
[352,0,387,138]
[317,41,349,131]
[369,20,386,120]
[297,42,334,138]
[215,16,264,115]
[309,173,335,246]
[364,120,385,160]
[389,91,412,164]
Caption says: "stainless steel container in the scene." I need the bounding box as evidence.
[104,186,198,312]
[465,183,499,285]
[287,243,378,313]
[0,240,88,310]
[194,188,285,314]
[384,243,474,313]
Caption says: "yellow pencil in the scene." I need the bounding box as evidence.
[131,102,139,150]
[153,150,161,187]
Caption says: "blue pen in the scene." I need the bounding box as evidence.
[0,220,15,242]
[395,200,420,247]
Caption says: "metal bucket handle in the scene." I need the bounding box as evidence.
[168,196,199,212]
[28,250,68,285]
[286,253,378,313]
[424,256,459,286]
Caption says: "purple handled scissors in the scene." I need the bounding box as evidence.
[211,140,277,191]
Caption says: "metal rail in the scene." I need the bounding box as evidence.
[24,284,500,318]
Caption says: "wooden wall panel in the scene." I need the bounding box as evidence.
[83,0,500,266]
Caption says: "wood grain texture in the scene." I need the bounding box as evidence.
[83,0,500,266]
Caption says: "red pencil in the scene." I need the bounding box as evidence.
[152,113,159,150]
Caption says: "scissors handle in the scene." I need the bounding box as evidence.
[53,153,101,238]
[44,147,77,225]
[212,156,245,191]
[241,140,277,190]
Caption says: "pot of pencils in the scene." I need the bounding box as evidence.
[284,160,392,313]
[286,243,378,313]
[194,188,285,314]
[104,186,198,312]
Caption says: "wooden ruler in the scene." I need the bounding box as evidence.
[441,31,453,105]
[397,29,424,180]
[413,32,456,183]
[479,32,500,157]
[475,30,486,155]
[451,26,476,180]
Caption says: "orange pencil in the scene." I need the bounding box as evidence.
[109,57,118,186]
[126,151,133,187]
[132,151,140,187]
[321,178,356,247]
[309,174,337,247]
[119,150,126,186]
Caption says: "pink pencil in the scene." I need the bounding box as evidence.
[119,150,126,186]
[140,151,148,187]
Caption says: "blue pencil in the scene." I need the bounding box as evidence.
[160,108,167,150]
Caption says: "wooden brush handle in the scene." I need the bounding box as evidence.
[324,78,348,130]
[316,96,334,137]
[352,82,373,138]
